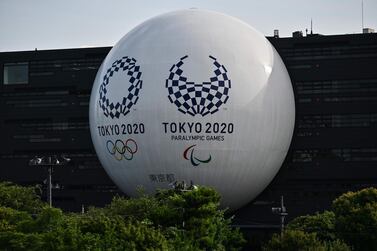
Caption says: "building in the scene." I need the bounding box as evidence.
[0,47,114,210]
[1,33,377,222]
[237,32,377,227]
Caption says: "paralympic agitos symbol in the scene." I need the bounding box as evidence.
[183,144,212,166]
[106,139,138,161]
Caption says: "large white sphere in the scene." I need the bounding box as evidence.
[89,10,295,209]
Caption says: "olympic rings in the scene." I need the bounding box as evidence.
[106,138,138,161]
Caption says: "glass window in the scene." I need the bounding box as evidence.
[297,113,377,129]
[291,148,377,163]
[3,62,29,85]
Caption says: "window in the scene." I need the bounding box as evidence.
[295,79,377,95]
[298,113,377,129]
[3,62,29,85]
[291,148,377,163]
[281,44,377,61]
[30,58,102,72]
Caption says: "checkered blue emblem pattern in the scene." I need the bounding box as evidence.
[99,56,142,119]
[166,55,231,116]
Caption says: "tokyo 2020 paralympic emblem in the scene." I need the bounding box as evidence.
[106,139,138,161]
[166,55,231,116]
[99,56,143,119]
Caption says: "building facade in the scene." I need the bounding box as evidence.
[1,33,376,222]
[238,32,377,226]
[0,47,114,210]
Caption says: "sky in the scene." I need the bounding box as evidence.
[0,0,376,52]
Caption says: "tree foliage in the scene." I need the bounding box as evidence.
[0,182,245,250]
[0,182,45,214]
[273,187,377,251]
[263,230,323,251]
[99,186,245,250]
[263,230,350,251]
[0,206,170,251]
[287,211,336,241]
[332,187,377,251]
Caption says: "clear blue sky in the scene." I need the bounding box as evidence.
[1,0,376,52]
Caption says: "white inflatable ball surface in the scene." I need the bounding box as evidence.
[89,9,295,210]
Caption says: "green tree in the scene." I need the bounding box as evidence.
[77,208,169,251]
[0,206,170,251]
[263,230,350,251]
[0,182,245,251]
[0,182,45,214]
[332,187,377,251]
[0,207,32,232]
[168,186,245,250]
[287,211,336,241]
[282,187,377,251]
[324,239,352,251]
[263,230,323,251]
[100,186,245,250]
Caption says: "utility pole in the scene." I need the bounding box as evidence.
[29,155,71,207]
[47,162,53,207]
[272,195,288,234]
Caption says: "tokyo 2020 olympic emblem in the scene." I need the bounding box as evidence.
[166,55,231,116]
[99,57,143,119]
[106,139,138,161]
